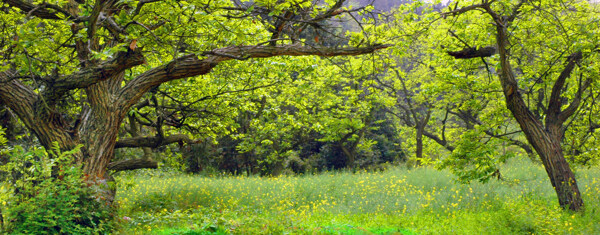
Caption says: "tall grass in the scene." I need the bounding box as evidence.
[115,157,600,234]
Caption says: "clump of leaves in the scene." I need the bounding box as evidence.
[0,128,6,147]
[437,130,513,183]
[0,143,116,234]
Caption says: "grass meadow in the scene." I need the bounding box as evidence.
[114,157,600,234]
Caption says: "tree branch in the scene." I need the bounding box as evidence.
[447,46,497,59]
[310,0,346,23]
[117,43,390,110]
[42,48,145,102]
[115,134,195,148]
[88,0,110,41]
[0,71,76,149]
[5,0,74,20]
[0,72,38,126]
[423,129,455,152]
[441,2,490,17]
[482,129,533,156]
[558,74,592,123]
[506,0,527,23]
[108,158,158,172]
[546,51,582,126]
[133,0,162,16]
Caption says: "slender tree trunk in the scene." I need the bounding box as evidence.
[413,110,430,166]
[340,145,355,168]
[415,124,424,166]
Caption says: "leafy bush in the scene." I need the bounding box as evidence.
[0,143,116,234]
[438,130,513,183]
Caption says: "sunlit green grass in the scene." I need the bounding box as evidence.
[115,157,600,234]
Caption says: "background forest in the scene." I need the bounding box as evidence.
[1,0,600,234]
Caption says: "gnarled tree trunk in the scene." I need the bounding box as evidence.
[444,1,586,211]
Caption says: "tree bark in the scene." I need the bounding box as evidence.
[0,75,78,151]
[489,8,583,211]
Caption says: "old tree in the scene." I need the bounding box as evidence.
[0,0,386,197]
[437,0,600,211]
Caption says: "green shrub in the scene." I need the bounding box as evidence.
[0,143,116,234]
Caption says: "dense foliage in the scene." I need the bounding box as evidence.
[0,144,115,233]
